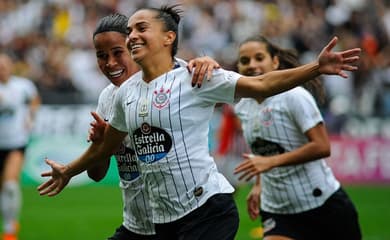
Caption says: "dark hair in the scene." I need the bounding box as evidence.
[240,35,326,105]
[143,4,182,57]
[93,13,129,39]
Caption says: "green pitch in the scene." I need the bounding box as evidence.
[16,184,390,239]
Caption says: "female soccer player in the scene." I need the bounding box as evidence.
[234,35,362,240]
[0,53,41,240]
[38,5,360,240]
[87,13,157,240]
[85,13,220,240]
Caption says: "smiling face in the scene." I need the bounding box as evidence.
[126,9,175,65]
[237,41,279,76]
[94,31,139,86]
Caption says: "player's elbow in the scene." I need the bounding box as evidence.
[87,170,105,182]
[318,144,331,158]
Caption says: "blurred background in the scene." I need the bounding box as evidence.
[1,0,389,239]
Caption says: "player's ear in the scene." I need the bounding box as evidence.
[163,31,176,46]
[272,56,280,70]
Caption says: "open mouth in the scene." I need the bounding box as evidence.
[130,43,144,53]
[245,71,263,76]
[108,69,124,78]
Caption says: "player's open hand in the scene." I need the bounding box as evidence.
[187,56,220,88]
[87,111,107,143]
[317,36,361,78]
[37,158,71,197]
[234,153,273,181]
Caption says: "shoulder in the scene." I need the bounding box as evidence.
[99,83,117,98]
[284,87,320,113]
[213,68,240,77]
[281,86,312,100]
[10,76,38,95]
[174,57,187,67]
[119,72,142,90]
[11,76,35,86]
[290,86,310,95]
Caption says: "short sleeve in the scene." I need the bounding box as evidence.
[194,69,241,104]
[286,87,323,133]
[22,78,38,101]
[95,94,104,118]
[109,83,128,133]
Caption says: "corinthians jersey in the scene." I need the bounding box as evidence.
[235,87,340,214]
[97,83,155,235]
[110,67,241,223]
[0,76,38,149]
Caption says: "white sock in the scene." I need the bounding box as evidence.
[0,181,21,233]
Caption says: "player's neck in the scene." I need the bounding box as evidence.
[140,54,174,83]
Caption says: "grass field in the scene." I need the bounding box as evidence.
[16,184,390,240]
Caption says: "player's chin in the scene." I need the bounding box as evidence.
[131,54,143,64]
[130,50,143,63]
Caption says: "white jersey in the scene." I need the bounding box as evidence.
[110,67,240,223]
[235,87,340,214]
[0,76,38,149]
[97,83,155,235]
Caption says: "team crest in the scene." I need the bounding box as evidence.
[153,86,170,109]
[260,107,273,126]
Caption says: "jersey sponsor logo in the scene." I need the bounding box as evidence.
[251,138,285,156]
[133,122,172,163]
[260,107,273,126]
[152,86,170,110]
[115,145,140,181]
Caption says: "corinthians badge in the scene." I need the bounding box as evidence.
[153,86,170,110]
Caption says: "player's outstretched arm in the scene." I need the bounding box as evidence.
[235,36,361,100]
[38,114,127,197]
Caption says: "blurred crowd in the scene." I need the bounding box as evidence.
[1,0,389,129]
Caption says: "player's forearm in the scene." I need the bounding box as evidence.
[64,125,126,177]
[64,143,111,177]
[270,141,330,167]
[263,62,319,97]
[241,62,319,99]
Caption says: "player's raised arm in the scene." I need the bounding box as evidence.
[87,112,112,181]
[235,36,361,100]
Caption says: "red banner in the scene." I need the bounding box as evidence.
[326,136,390,184]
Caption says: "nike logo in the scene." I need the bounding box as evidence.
[126,100,136,106]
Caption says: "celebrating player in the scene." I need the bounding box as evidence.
[233,35,362,240]
[38,4,360,240]
[0,53,41,240]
